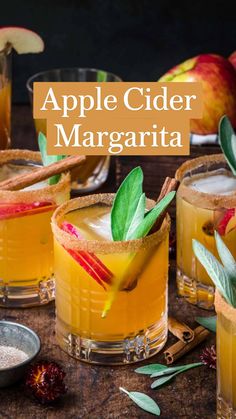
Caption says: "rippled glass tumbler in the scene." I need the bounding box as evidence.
[52,193,170,365]
[26,68,122,193]
[176,154,236,310]
[215,291,236,418]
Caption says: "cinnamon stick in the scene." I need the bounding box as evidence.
[164,326,210,364]
[149,177,179,234]
[168,316,195,343]
[0,155,85,191]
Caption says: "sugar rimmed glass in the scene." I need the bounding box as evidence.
[176,154,236,309]
[51,193,170,365]
[215,291,236,418]
[0,149,70,307]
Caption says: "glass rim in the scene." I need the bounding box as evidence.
[215,290,236,323]
[51,193,170,254]
[26,67,122,94]
[0,149,70,203]
[175,153,236,209]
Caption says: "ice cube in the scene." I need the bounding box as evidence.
[189,171,236,195]
[85,212,112,240]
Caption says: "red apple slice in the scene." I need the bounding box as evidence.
[0,201,55,220]
[0,27,44,54]
[61,221,114,289]
[216,208,236,236]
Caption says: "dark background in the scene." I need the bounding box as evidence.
[1,0,236,103]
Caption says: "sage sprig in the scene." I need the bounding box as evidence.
[111,166,175,241]
[121,361,203,416]
[135,362,203,389]
[150,363,202,389]
[193,231,236,308]
[119,387,160,416]
[219,115,236,176]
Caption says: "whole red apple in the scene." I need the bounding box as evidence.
[229,51,236,71]
[159,54,236,134]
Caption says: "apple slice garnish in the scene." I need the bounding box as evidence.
[0,27,44,54]
[0,201,55,220]
[216,208,236,236]
[61,221,113,289]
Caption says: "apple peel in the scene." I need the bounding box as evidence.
[0,201,55,220]
[0,27,44,54]
[61,221,113,289]
[216,208,236,236]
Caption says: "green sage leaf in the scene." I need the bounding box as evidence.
[196,316,216,333]
[120,387,160,416]
[126,193,146,240]
[192,239,233,306]
[111,167,143,241]
[135,364,168,375]
[219,115,236,175]
[150,365,189,378]
[215,231,236,282]
[131,191,175,240]
[151,362,202,389]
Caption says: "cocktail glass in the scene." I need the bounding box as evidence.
[26,68,122,193]
[215,291,236,418]
[0,149,70,307]
[51,193,170,365]
[176,154,236,309]
[0,45,11,149]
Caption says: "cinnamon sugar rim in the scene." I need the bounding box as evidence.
[51,193,170,254]
[175,154,236,209]
[215,290,236,323]
[0,149,70,203]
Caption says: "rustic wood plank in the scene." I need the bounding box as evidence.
[0,105,217,418]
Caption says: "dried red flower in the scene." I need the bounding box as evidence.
[26,361,67,404]
[200,345,216,369]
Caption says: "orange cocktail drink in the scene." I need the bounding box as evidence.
[0,150,70,307]
[0,45,11,149]
[52,194,170,365]
[215,291,236,418]
[176,155,236,309]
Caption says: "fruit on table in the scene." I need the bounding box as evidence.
[159,54,236,134]
[0,201,55,220]
[229,51,236,71]
[61,221,114,289]
[0,27,44,53]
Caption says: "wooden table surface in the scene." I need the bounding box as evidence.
[0,106,217,419]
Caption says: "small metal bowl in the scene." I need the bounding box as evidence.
[0,321,41,388]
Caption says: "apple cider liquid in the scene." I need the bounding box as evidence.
[0,151,70,307]
[176,155,236,309]
[52,194,170,365]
